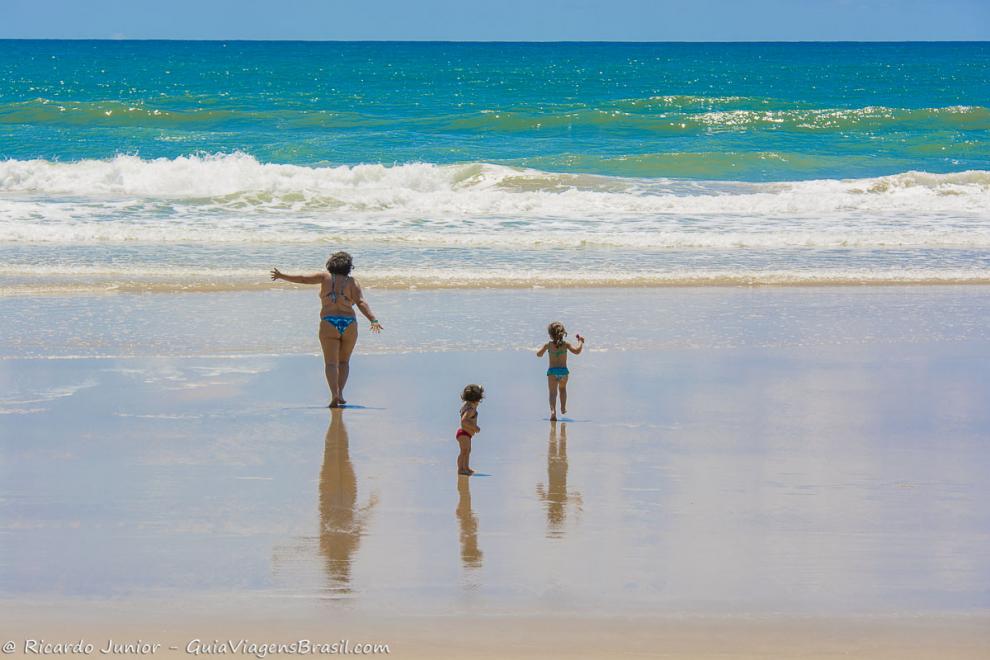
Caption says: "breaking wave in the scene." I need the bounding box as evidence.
[1,153,989,222]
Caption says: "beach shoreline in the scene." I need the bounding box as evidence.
[3,285,990,359]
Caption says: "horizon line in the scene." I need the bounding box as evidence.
[2,38,989,44]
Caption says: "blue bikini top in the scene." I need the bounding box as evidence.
[326,274,353,304]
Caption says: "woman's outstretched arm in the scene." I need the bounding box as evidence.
[270,267,325,284]
[351,280,383,333]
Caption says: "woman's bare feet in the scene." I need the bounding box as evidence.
[550,411,557,421]
[561,405,567,415]
[458,468,474,476]
[329,398,343,408]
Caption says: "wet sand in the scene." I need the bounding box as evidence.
[1,287,989,656]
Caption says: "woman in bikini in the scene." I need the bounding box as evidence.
[271,251,382,407]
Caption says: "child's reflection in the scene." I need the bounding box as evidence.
[456,475,483,569]
[537,421,580,538]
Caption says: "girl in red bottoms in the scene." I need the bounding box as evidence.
[456,384,484,475]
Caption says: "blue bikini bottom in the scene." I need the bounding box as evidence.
[322,315,356,334]
[547,367,570,379]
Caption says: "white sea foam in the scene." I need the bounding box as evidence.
[0,153,988,225]
[0,407,46,415]
[0,379,98,405]
[2,223,990,249]
[1,263,989,292]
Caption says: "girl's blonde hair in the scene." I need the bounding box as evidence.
[547,321,566,346]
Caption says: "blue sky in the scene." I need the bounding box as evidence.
[4,0,989,41]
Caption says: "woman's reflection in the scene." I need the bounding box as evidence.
[319,409,378,594]
[536,421,580,538]
[456,475,483,569]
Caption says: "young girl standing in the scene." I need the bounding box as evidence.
[456,384,484,475]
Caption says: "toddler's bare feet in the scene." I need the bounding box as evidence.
[561,406,567,415]
[329,398,343,408]
[458,468,474,476]
[550,411,557,421]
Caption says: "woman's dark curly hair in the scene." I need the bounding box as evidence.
[548,321,567,346]
[461,384,484,403]
[325,251,353,276]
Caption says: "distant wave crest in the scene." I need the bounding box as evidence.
[3,97,987,136]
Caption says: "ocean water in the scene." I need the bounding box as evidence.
[1,40,989,291]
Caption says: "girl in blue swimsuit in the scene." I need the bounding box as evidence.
[536,321,585,421]
[271,252,383,407]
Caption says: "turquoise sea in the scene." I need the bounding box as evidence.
[1,41,989,290]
